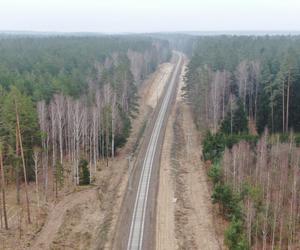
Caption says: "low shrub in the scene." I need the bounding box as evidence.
[225,217,249,250]
[79,159,90,185]
[203,131,258,163]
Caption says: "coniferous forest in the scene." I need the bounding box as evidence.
[185,36,300,249]
[0,35,170,228]
[1,33,300,249]
[1,1,300,249]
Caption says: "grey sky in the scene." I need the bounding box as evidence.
[1,0,299,33]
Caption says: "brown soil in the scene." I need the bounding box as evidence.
[156,59,225,250]
[0,181,50,250]
[145,63,173,108]
[32,188,99,250]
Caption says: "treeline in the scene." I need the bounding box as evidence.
[185,36,300,249]
[0,35,170,228]
[0,36,170,100]
[185,36,300,133]
[148,33,197,57]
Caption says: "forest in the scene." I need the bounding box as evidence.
[0,35,170,229]
[1,33,300,249]
[185,36,300,249]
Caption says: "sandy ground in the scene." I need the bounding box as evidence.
[31,188,100,249]
[145,63,173,109]
[156,59,224,250]
[0,180,53,250]
[0,62,173,250]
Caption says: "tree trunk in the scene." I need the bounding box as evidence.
[16,127,20,205]
[282,79,285,133]
[106,108,109,167]
[111,93,116,159]
[44,138,49,202]
[15,102,31,224]
[0,147,8,229]
[262,172,270,250]
[230,95,233,134]
[254,80,258,122]
[271,91,274,133]
[50,104,56,194]
[33,150,40,218]
[286,70,291,132]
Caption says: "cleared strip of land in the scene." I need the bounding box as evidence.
[156,59,224,250]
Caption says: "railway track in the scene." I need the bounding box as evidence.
[126,52,183,250]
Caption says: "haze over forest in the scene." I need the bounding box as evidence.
[1,0,300,33]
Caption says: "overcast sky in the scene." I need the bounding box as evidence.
[0,0,299,33]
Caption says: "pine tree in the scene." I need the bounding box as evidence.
[220,100,248,134]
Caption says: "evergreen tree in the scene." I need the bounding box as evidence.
[1,87,39,179]
[220,100,248,134]
[79,159,90,185]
